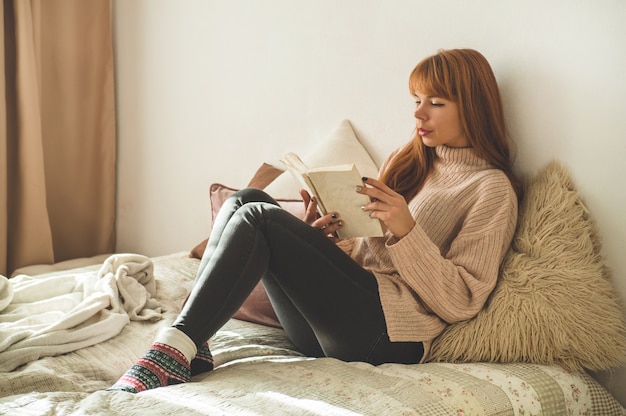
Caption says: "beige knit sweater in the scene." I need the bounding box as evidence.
[350,145,518,359]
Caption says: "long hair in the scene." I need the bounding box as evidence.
[379,49,523,202]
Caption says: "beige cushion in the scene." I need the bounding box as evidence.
[264,119,379,198]
[428,161,626,372]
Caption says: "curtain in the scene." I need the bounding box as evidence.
[1,0,116,276]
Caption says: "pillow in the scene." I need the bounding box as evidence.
[189,163,288,259]
[428,161,626,372]
[264,119,379,198]
[247,162,284,189]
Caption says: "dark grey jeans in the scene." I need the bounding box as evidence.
[173,188,423,365]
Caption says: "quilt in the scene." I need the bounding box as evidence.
[0,253,623,416]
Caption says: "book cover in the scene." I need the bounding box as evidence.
[281,152,385,238]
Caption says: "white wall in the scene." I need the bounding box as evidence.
[113,0,626,404]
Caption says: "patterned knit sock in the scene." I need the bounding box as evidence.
[107,342,191,393]
[190,341,215,376]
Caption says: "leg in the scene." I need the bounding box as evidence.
[189,189,282,374]
[172,191,289,344]
[181,188,422,364]
[261,241,423,365]
[194,188,281,283]
[110,188,421,393]
[260,274,325,357]
[179,187,422,363]
[109,189,280,393]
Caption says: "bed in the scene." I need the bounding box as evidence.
[1,121,626,415]
[0,252,624,416]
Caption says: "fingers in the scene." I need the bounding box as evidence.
[301,190,320,224]
[360,177,394,197]
[356,178,397,206]
[299,189,344,238]
[357,178,415,237]
[313,213,343,235]
[299,189,312,204]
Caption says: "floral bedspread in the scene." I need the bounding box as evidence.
[0,254,623,415]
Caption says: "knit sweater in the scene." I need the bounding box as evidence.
[350,145,518,360]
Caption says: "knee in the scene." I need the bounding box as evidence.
[231,188,277,206]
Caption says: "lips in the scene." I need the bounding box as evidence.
[418,128,432,137]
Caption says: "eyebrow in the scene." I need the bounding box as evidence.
[414,94,439,99]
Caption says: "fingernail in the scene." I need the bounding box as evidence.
[338,221,343,226]
[361,177,368,181]
[355,185,363,191]
[360,206,365,211]
[331,213,337,219]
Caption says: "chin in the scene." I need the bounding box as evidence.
[421,138,439,148]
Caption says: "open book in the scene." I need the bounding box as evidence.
[280,152,385,238]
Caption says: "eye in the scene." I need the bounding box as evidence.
[414,95,445,107]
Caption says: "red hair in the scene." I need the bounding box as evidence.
[380,49,523,202]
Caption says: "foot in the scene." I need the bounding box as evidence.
[190,341,215,376]
[108,342,191,393]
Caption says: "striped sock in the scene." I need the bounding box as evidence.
[190,341,214,376]
[107,342,191,393]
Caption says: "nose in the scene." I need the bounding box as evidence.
[414,104,427,121]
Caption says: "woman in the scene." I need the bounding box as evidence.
[110,48,522,393]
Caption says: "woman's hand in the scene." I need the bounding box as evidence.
[300,189,343,242]
[300,189,319,225]
[356,178,415,238]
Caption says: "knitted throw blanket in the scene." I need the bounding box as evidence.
[0,254,162,372]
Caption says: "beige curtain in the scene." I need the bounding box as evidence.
[1,0,116,276]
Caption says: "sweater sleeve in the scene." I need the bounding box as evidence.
[386,177,518,324]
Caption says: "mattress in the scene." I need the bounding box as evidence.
[1,253,624,415]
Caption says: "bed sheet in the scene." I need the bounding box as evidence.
[1,253,623,415]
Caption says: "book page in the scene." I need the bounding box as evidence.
[280,153,311,194]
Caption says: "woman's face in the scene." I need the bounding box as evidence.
[413,90,469,148]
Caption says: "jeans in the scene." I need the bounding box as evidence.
[173,188,423,365]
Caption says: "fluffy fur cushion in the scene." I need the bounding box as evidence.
[428,161,626,372]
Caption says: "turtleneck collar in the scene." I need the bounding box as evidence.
[434,145,492,171]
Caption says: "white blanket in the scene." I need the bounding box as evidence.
[0,253,162,372]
